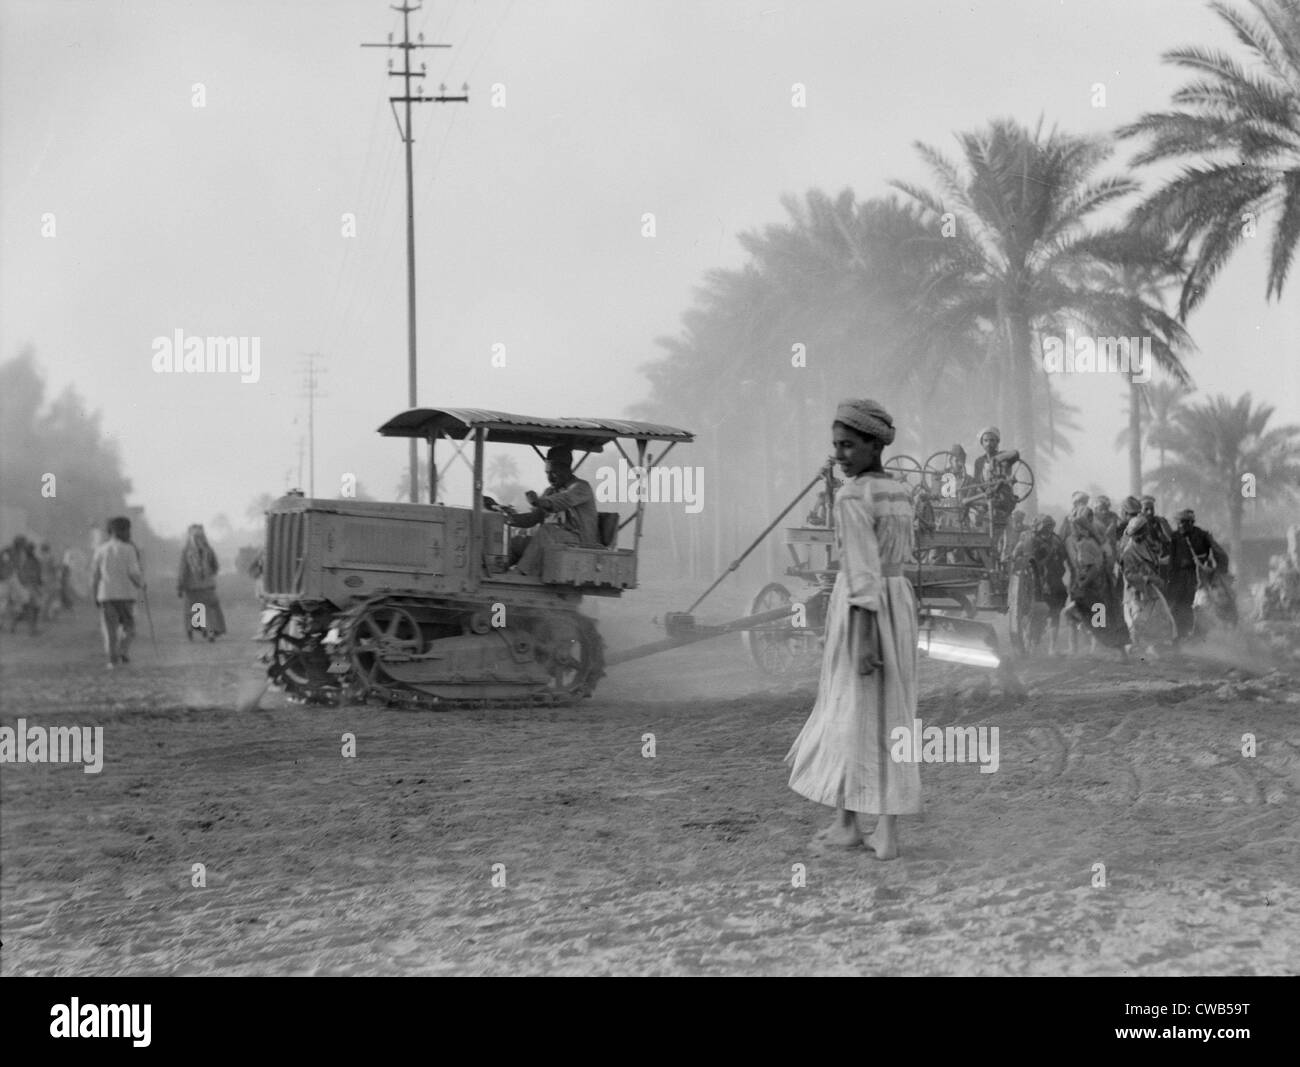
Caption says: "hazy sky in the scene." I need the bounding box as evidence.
[3,0,1297,537]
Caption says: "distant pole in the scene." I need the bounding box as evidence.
[363,3,468,503]
[299,353,327,498]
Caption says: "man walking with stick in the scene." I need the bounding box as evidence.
[90,516,145,670]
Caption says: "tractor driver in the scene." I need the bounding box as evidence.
[504,446,600,576]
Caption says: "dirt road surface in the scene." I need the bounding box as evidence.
[3,580,1298,975]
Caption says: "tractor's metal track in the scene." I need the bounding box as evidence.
[262,596,605,711]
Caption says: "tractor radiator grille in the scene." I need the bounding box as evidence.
[340,520,428,567]
[265,512,306,594]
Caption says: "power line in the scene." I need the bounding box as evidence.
[361,2,469,504]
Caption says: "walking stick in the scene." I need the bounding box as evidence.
[134,542,158,653]
[141,583,159,653]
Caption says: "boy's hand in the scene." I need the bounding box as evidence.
[855,607,883,676]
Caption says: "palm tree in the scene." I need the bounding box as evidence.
[1144,380,1195,498]
[633,184,1098,571]
[1080,251,1197,494]
[1115,379,1193,496]
[1150,392,1300,564]
[485,455,520,494]
[891,118,1188,481]
[1118,0,1300,317]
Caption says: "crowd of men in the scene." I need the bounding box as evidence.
[0,535,81,635]
[1010,491,1234,658]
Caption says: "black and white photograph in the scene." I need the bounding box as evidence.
[2,0,1299,992]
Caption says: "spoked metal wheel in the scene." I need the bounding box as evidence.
[883,454,925,492]
[267,608,341,705]
[349,604,424,687]
[1008,460,1035,502]
[743,582,820,676]
[923,450,961,481]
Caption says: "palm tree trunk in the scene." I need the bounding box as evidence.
[1008,311,1038,514]
[1229,490,1244,575]
[1129,380,1142,497]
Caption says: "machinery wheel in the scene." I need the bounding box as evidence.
[923,449,961,482]
[531,612,605,697]
[1007,567,1038,655]
[265,607,341,706]
[883,454,925,492]
[1009,460,1035,502]
[743,582,820,676]
[349,603,424,687]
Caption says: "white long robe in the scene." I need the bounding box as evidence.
[785,471,922,815]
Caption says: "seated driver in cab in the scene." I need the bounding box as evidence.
[502,446,600,575]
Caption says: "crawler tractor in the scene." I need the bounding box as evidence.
[255,408,693,709]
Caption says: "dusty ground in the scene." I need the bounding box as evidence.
[2,577,1298,976]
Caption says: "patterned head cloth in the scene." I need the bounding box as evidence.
[1036,514,1056,532]
[979,426,1000,444]
[1140,494,1156,507]
[1071,491,1090,507]
[1176,508,1194,522]
[834,398,896,444]
[1121,495,1141,515]
[1096,495,1111,509]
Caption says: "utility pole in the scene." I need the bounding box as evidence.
[299,353,327,498]
[363,3,468,503]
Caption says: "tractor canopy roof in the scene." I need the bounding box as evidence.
[378,408,694,450]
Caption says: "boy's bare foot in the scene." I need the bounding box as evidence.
[815,811,863,847]
[863,816,899,860]
[815,824,863,848]
[853,813,878,838]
